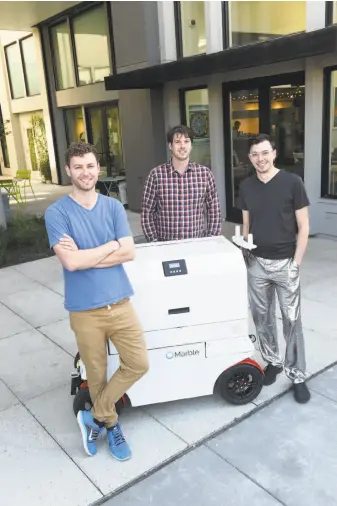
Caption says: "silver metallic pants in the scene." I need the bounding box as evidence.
[245,253,306,383]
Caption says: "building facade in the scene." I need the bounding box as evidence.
[0,1,337,237]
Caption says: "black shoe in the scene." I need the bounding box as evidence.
[263,364,283,386]
[293,382,311,404]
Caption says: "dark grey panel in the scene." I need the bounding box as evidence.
[118,88,166,212]
[103,445,280,506]
[111,1,160,72]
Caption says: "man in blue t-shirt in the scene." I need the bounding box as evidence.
[45,142,149,461]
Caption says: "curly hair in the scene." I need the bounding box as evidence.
[65,142,99,166]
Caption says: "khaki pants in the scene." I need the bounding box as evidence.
[70,298,149,428]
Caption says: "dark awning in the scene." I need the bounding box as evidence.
[105,25,337,90]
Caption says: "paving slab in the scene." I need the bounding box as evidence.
[26,384,187,496]
[144,394,255,445]
[301,275,337,308]
[103,445,280,506]
[0,266,40,297]
[0,329,73,401]
[207,390,337,506]
[0,284,68,327]
[0,301,33,339]
[0,404,102,506]
[0,379,19,411]
[250,321,337,406]
[45,279,64,296]
[39,317,77,357]
[13,256,63,285]
[307,364,337,402]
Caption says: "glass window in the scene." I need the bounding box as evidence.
[184,88,211,167]
[271,84,305,179]
[51,22,75,90]
[73,5,111,86]
[229,1,306,47]
[327,70,337,197]
[106,106,124,174]
[65,108,86,144]
[5,43,25,99]
[179,1,206,57]
[21,36,40,96]
[230,89,259,205]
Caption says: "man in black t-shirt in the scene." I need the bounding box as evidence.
[237,133,310,404]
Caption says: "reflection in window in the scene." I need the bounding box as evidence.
[65,108,86,144]
[21,36,40,96]
[179,1,206,57]
[73,5,111,86]
[229,1,306,47]
[270,85,305,179]
[184,88,211,167]
[5,43,25,99]
[327,71,337,197]
[106,106,124,174]
[230,89,259,204]
[51,22,75,90]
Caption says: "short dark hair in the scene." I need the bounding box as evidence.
[167,125,194,144]
[248,133,276,151]
[65,142,99,166]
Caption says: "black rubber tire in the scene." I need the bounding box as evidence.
[218,363,263,405]
[73,387,126,417]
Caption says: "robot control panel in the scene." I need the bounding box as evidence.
[162,259,187,277]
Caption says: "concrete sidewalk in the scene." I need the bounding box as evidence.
[104,364,337,506]
[0,220,336,505]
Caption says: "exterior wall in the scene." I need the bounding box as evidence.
[118,88,167,212]
[157,1,337,237]
[37,1,162,186]
[0,29,57,181]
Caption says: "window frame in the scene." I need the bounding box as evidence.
[64,106,87,145]
[19,34,41,97]
[174,1,207,59]
[321,65,337,200]
[4,41,26,100]
[48,1,116,91]
[221,1,230,49]
[325,1,334,26]
[179,84,209,125]
[222,71,306,222]
[224,0,307,49]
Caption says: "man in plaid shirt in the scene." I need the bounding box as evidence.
[141,125,222,242]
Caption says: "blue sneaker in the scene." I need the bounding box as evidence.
[107,423,131,461]
[77,410,103,456]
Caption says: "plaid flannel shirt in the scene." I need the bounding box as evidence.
[141,161,222,242]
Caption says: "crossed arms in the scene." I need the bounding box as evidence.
[53,235,135,272]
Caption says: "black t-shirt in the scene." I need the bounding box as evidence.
[237,170,310,259]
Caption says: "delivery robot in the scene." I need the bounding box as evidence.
[70,231,263,416]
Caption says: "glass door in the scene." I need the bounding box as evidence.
[87,107,107,176]
[86,104,124,178]
[223,73,305,223]
[271,84,305,179]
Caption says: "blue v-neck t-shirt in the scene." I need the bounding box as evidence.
[45,194,134,312]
